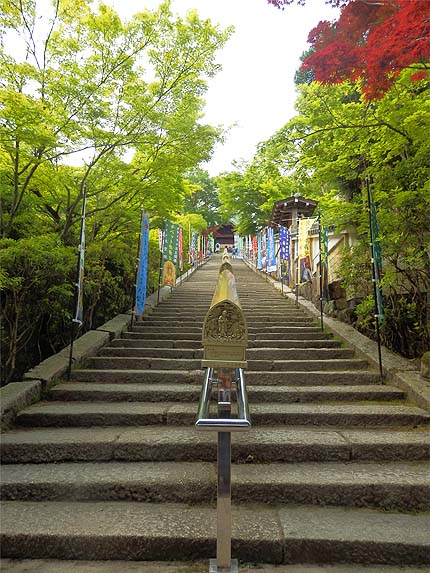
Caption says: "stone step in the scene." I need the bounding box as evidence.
[247,348,355,360]
[86,356,202,370]
[1,561,427,573]
[71,368,202,384]
[121,330,334,341]
[2,460,428,511]
[252,332,333,340]
[122,331,202,340]
[110,338,203,349]
[99,347,203,359]
[248,325,321,332]
[110,338,341,349]
[85,357,369,371]
[1,501,429,564]
[15,401,430,428]
[2,425,429,464]
[130,325,202,333]
[97,347,354,361]
[250,327,327,334]
[70,369,381,385]
[246,318,316,324]
[142,316,312,325]
[48,383,404,404]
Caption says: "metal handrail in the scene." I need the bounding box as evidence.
[195,367,250,431]
[196,253,251,572]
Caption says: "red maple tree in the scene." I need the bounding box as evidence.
[268,0,430,99]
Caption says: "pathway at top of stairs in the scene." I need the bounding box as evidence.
[1,255,429,570]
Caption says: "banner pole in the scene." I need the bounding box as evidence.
[157,224,165,305]
[318,209,324,332]
[366,177,384,380]
[67,181,87,381]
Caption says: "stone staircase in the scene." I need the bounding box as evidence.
[1,256,430,569]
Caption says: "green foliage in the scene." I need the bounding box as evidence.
[0,235,75,384]
[0,0,231,383]
[183,168,222,227]
[217,67,430,357]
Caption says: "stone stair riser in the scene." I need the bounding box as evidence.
[2,463,428,511]
[85,357,369,371]
[48,384,404,404]
[70,369,381,385]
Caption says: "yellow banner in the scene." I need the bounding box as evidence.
[163,260,176,287]
[298,218,315,258]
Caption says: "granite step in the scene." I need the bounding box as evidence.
[122,331,202,340]
[1,560,428,573]
[84,357,369,371]
[48,383,405,404]
[1,501,429,564]
[2,460,428,511]
[98,347,203,359]
[2,425,429,464]
[109,338,341,349]
[15,401,430,428]
[97,347,354,361]
[109,338,203,349]
[130,325,202,333]
[70,369,381,385]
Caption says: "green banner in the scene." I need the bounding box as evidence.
[320,224,329,300]
[162,221,180,265]
[370,196,384,322]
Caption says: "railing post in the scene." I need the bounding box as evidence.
[214,368,234,571]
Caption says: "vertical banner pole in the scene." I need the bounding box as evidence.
[318,209,324,332]
[366,177,384,379]
[67,181,87,380]
[295,226,299,307]
[157,224,165,304]
[131,209,145,333]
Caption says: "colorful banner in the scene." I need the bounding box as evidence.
[279,226,290,261]
[162,221,180,264]
[370,194,384,321]
[163,260,176,287]
[135,213,149,314]
[257,232,262,269]
[234,233,240,256]
[209,233,215,253]
[320,224,329,300]
[281,260,290,280]
[267,227,277,272]
[261,228,267,268]
[178,226,183,272]
[73,189,87,325]
[158,228,163,252]
[190,231,199,263]
[298,217,315,258]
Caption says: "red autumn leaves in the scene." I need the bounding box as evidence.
[269,0,430,99]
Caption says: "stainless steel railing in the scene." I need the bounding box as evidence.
[196,367,250,431]
[196,366,251,573]
[196,255,251,573]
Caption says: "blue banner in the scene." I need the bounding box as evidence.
[267,227,277,272]
[279,226,290,261]
[135,214,149,315]
[257,232,262,269]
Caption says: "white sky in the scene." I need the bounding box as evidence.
[9,0,337,174]
[107,0,338,176]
